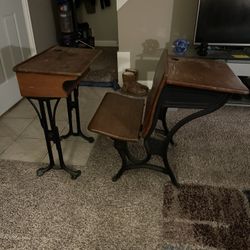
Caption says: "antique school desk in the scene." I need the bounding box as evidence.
[88,50,249,186]
[13,46,101,179]
[159,56,249,184]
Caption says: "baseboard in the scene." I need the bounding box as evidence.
[117,51,131,86]
[137,80,153,89]
[95,40,118,47]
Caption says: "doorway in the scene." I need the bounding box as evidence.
[0,0,34,116]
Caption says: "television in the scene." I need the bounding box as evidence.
[194,0,250,47]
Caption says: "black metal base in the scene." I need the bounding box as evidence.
[36,164,81,180]
[112,163,179,187]
[61,86,94,143]
[111,139,179,187]
[27,85,91,179]
[158,106,174,145]
[243,190,250,204]
[110,85,230,187]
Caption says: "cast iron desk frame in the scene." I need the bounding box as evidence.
[14,46,101,179]
[112,56,249,186]
[156,85,229,185]
[157,57,249,185]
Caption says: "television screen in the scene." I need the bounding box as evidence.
[194,0,250,46]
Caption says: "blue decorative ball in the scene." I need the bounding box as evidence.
[173,39,190,55]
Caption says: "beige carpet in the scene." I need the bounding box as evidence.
[0,106,250,249]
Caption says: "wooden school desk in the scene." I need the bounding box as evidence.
[14,45,101,179]
[87,50,249,186]
[158,56,249,184]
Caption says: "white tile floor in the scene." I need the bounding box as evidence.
[0,87,110,166]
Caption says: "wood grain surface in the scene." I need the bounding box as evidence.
[13,46,101,97]
[167,57,249,95]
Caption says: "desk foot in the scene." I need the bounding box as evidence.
[112,163,179,187]
[62,165,81,180]
[112,140,179,187]
[36,164,81,179]
[37,165,53,177]
[28,97,82,180]
[167,170,179,188]
[112,168,125,182]
[243,190,250,203]
[162,159,179,188]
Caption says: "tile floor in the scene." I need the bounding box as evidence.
[0,87,110,166]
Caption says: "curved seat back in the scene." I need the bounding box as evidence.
[141,49,168,138]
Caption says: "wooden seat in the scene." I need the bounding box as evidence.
[88,93,145,141]
[89,49,168,139]
[88,49,179,185]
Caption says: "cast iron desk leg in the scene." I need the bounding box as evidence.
[27,97,81,179]
[160,86,230,187]
[158,106,174,145]
[61,85,94,143]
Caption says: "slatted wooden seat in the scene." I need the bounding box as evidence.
[88,49,179,185]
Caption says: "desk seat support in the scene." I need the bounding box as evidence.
[110,101,179,186]
[111,137,179,186]
[111,88,230,187]
[159,87,230,184]
[61,86,94,142]
[27,97,81,179]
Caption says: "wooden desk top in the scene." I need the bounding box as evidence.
[14,46,101,76]
[167,57,249,95]
[13,46,101,98]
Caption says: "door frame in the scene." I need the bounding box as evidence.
[21,0,37,56]
[0,0,36,116]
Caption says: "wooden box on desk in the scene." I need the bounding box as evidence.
[15,72,78,98]
[13,45,101,98]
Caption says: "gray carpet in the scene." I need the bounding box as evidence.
[1,106,250,249]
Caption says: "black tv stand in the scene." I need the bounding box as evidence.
[196,43,208,56]
[206,49,236,60]
[195,47,250,61]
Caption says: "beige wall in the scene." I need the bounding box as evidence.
[170,0,199,45]
[77,1,118,45]
[28,0,57,53]
[117,0,199,83]
[117,0,173,81]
